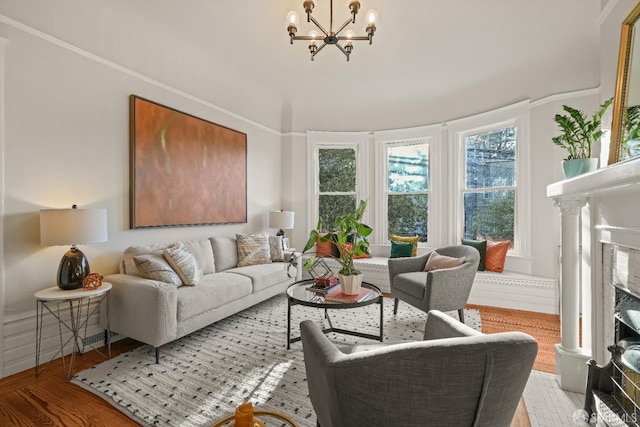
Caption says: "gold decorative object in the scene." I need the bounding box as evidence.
[82,273,103,290]
[211,402,299,427]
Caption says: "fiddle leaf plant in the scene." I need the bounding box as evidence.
[552,97,613,160]
[287,200,372,277]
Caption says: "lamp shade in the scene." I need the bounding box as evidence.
[40,207,108,246]
[269,210,295,230]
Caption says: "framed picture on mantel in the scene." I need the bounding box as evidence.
[129,95,247,228]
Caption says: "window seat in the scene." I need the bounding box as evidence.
[301,255,558,314]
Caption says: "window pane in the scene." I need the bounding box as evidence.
[319,148,356,192]
[464,190,514,241]
[319,195,357,232]
[388,144,429,192]
[388,194,428,242]
[465,127,516,189]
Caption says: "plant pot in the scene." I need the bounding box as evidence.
[338,273,363,295]
[562,158,598,179]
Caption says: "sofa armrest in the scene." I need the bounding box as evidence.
[100,273,178,348]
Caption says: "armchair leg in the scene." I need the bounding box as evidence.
[155,347,160,364]
[393,298,399,315]
[458,309,465,323]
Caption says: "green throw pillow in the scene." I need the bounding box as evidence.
[390,240,414,258]
[461,239,487,271]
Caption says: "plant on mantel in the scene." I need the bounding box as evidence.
[552,97,613,178]
[288,200,372,293]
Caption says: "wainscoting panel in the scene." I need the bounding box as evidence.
[3,301,104,377]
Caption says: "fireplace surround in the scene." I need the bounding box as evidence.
[547,157,640,393]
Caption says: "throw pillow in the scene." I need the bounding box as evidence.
[316,233,334,257]
[424,251,466,272]
[390,240,414,258]
[132,253,182,286]
[338,242,371,259]
[269,235,285,262]
[236,233,272,267]
[485,240,511,272]
[391,235,419,257]
[461,239,487,271]
[164,242,203,286]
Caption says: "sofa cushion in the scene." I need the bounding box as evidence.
[236,233,272,267]
[132,253,182,287]
[391,235,419,257]
[210,236,238,272]
[393,272,427,299]
[123,243,169,276]
[176,272,252,322]
[183,239,216,275]
[165,242,203,286]
[226,263,290,293]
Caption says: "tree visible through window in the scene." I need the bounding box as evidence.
[318,148,357,231]
[387,143,429,242]
[464,127,516,242]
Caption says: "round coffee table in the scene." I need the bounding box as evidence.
[286,279,383,349]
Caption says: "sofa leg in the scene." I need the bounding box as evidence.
[393,298,399,315]
[458,309,465,323]
[155,347,160,364]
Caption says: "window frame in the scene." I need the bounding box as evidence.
[374,125,444,248]
[447,101,531,260]
[307,131,369,234]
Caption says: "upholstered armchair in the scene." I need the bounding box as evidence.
[300,310,537,427]
[388,245,480,322]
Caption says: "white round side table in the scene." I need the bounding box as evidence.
[34,282,112,380]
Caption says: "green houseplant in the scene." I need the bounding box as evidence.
[552,97,613,178]
[290,199,372,295]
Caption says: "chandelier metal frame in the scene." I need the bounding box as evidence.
[286,0,377,61]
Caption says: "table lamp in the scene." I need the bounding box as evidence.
[268,210,295,238]
[40,204,108,290]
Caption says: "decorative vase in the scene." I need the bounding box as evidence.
[231,402,265,427]
[339,273,363,295]
[562,158,598,179]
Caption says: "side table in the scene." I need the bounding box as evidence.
[34,282,112,380]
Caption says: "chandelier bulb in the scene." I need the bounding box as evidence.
[303,0,315,21]
[365,9,378,25]
[287,11,300,26]
[349,1,361,22]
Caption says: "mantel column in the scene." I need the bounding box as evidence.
[553,196,589,392]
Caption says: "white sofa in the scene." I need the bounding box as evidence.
[101,236,301,362]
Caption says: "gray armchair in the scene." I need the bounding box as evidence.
[388,245,480,322]
[300,310,537,427]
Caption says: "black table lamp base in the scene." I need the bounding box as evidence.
[57,246,90,290]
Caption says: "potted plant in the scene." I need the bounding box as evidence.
[289,199,372,295]
[552,97,613,179]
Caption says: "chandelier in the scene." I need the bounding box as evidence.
[286,0,378,61]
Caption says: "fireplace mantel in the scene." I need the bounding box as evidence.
[546,157,640,392]
[548,158,640,198]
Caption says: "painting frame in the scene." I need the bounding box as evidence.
[129,95,247,228]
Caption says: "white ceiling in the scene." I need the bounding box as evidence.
[0,0,603,132]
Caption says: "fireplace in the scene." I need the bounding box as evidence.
[584,243,640,426]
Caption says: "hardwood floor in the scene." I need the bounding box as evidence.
[0,339,142,426]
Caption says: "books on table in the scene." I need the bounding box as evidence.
[325,287,372,303]
[306,283,340,294]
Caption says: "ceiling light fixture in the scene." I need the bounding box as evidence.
[286,0,378,61]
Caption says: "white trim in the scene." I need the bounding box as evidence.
[373,124,445,247]
[597,0,619,27]
[0,14,281,137]
[306,131,370,235]
[530,87,600,109]
[0,36,7,379]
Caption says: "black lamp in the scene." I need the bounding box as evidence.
[40,204,108,290]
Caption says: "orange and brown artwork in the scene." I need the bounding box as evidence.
[130,95,247,228]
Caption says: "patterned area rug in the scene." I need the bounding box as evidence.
[72,295,481,427]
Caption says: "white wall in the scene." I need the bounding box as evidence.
[1,19,285,376]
